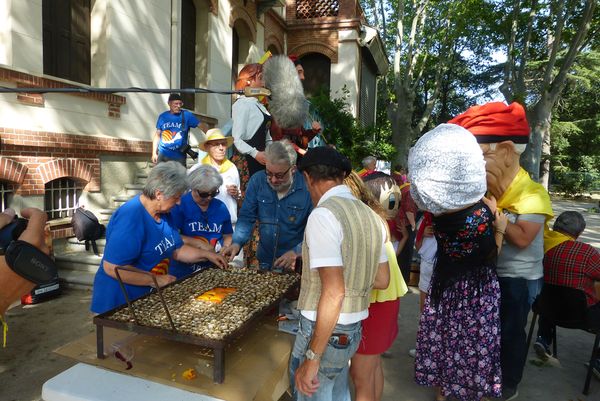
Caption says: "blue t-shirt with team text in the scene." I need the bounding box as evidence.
[156,110,200,160]
[167,193,233,279]
[90,195,184,314]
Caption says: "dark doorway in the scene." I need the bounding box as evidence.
[231,28,240,89]
[298,53,331,98]
[181,0,197,110]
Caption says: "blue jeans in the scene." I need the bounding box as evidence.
[289,315,361,401]
[499,277,531,389]
[527,277,544,306]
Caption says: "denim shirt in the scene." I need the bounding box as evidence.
[233,170,312,267]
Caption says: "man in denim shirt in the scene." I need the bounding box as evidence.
[222,140,312,270]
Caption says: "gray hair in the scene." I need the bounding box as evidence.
[265,139,297,166]
[553,211,586,238]
[143,161,188,200]
[362,155,377,168]
[188,164,223,192]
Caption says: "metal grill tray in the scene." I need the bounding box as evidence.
[93,267,299,383]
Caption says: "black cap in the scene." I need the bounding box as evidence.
[298,146,352,176]
[168,93,183,102]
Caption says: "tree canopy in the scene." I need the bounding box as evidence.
[359,0,598,189]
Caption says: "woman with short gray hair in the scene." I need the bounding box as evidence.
[168,165,234,279]
[90,161,228,314]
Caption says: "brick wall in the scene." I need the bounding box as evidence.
[0,128,150,196]
[284,0,364,63]
[230,0,258,42]
[264,10,286,54]
[0,67,126,117]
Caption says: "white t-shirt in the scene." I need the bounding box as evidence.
[301,185,388,325]
[231,96,272,157]
[416,217,437,293]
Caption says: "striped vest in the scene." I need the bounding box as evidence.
[298,196,384,314]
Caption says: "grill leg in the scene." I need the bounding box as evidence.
[96,325,105,359]
[213,346,225,383]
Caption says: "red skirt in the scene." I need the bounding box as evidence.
[356,299,400,355]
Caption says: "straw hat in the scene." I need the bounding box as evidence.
[199,128,234,151]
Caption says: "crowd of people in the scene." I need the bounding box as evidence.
[92,76,600,401]
[2,56,599,401]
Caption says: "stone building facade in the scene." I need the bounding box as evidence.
[0,0,386,240]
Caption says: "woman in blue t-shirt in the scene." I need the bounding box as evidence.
[90,162,228,314]
[168,165,233,279]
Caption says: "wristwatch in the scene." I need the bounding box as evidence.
[305,348,321,361]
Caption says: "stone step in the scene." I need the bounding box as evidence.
[56,252,102,273]
[136,172,148,185]
[111,194,135,208]
[65,237,107,253]
[59,269,96,289]
[56,251,102,288]
[124,183,144,196]
[98,208,116,221]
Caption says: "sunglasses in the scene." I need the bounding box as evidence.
[266,166,292,180]
[196,189,219,199]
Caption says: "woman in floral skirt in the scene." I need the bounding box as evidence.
[408,124,507,401]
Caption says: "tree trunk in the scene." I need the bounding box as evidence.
[540,120,551,189]
[521,99,552,182]
[389,85,418,168]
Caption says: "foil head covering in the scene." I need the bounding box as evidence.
[408,124,487,215]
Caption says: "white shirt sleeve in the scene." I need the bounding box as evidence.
[305,208,343,268]
[379,222,388,263]
[306,207,388,268]
[232,98,258,157]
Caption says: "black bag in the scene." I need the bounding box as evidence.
[71,207,105,255]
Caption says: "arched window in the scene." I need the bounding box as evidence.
[267,44,281,56]
[0,182,14,211]
[44,178,84,219]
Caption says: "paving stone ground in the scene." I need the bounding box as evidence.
[1,198,599,401]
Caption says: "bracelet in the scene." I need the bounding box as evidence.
[495,229,505,235]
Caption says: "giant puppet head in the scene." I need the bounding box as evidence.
[448,102,530,200]
[363,172,402,220]
[407,124,487,215]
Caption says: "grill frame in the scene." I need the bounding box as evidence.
[93,268,299,383]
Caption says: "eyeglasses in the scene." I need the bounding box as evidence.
[266,166,292,180]
[196,189,219,199]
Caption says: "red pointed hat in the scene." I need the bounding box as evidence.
[448,102,530,144]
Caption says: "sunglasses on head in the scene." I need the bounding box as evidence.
[196,189,220,199]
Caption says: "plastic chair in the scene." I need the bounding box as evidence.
[526,283,600,395]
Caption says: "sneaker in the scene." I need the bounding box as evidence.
[592,358,600,381]
[501,387,519,401]
[408,348,416,358]
[533,336,552,361]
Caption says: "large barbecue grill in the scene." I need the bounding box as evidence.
[93,267,299,383]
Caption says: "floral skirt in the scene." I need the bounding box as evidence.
[415,265,502,401]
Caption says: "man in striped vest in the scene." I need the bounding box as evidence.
[290,147,390,401]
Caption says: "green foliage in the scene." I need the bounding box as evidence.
[310,86,396,167]
[550,50,600,195]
